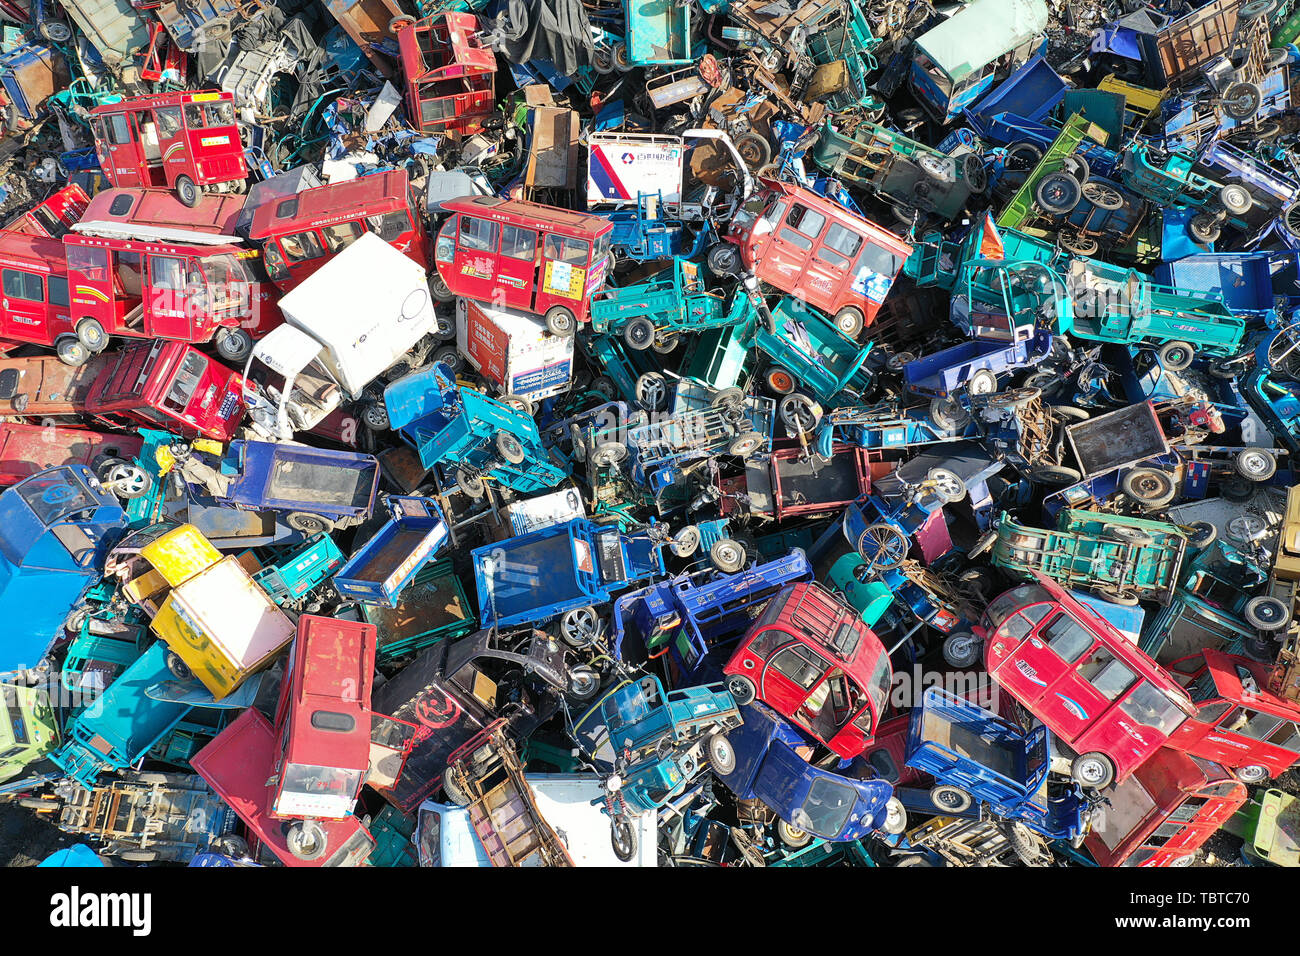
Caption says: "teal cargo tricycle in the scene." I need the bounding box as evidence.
[755,297,876,408]
[988,508,1189,605]
[589,260,759,351]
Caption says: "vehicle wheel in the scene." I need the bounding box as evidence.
[1049,405,1089,422]
[568,665,600,700]
[1035,172,1082,214]
[211,835,249,857]
[735,133,771,170]
[286,512,332,534]
[175,175,200,208]
[1244,595,1290,631]
[710,538,747,573]
[388,14,416,31]
[670,525,701,558]
[1061,154,1090,185]
[726,674,756,705]
[74,318,108,354]
[764,366,796,395]
[1237,764,1270,784]
[612,41,632,72]
[442,769,470,806]
[1222,477,1255,503]
[856,523,909,570]
[544,307,577,337]
[896,855,936,867]
[927,467,967,504]
[1003,141,1043,171]
[623,317,656,351]
[592,45,615,73]
[1121,468,1177,507]
[1094,586,1140,606]
[1071,752,1115,789]
[707,733,736,775]
[559,606,600,648]
[40,20,72,42]
[611,816,637,862]
[1105,525,1155,546]
[55,336,90,367]
[1222,81,1262,120]
[1239,0,1276,20]
[456,469,485,498]
[1168,853,1196,867]
[215,328,252,363]
[1228,514,1267,543]
[988,386,1042,409]
[1189,213,1221,244]
[1284,200,1300,242]
[101,461,148,500]
[652,330,680,354]
[961,153,988,193]
[779,393,822,433]
[1157,341,1195,371]
[966,368,998,396]
[776,819,813,849]
[1082,181,1123,210]
[706,243,741,277]
[1028,464,1082,485]
[362,402,390,431]
[1058,232,1099,256]
[833,306,865,338]
[590,441,628,468]
[881,797,907,835]
[1007,823,1047,866]
[1235,448,1277,481]
[433,345,462,372]
[943,631,982,668]
[430,274,454,302]
[635,373,669,412]
[1186,521,1217,549]
[727,431,763,457]
[285,820,328,862]
[119,849,158,863]
[1219,183,1253,216]
[929,396,970,432]
[930,784,973,813]
[494,430,527,465]
[163,649,192,681]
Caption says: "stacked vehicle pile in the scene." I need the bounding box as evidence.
[1,0,1300,869]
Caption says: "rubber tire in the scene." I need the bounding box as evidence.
[1158,341,1195,371]
[1244,595,1290,631]
[1187,521,1217,549]
[707,244,741,277]
[967,368,998,396]
[1220,183,1253,216]
[495,430,526,465]
[175,175,200,208]
[568,665,600,700]
[930,784,973,813]
[1007,823,1046,866]
[216,328,252,363]
[76,318,107,352]
[56,336,90,367]
[777,819,813,849]
[1071,752,1115,789]
[727,432,763,457]
[1035,172,1082,214]
[611,817,637,862]
[708,733,736,775]
[591,441,628,467]
[285,820,328,862]
[1222,81,1262,121]
[1235,448,1277,481]
[442,769,470,806]
[545,307,576,337]
[165,650,192,681]
[1105,526,1154,546]
[623,317,656,351]
[943,631,982,668]
[1237,764,1270,784]
[1028,464,1082,485]
[286,512,332,534]
[735,133,772,170]
[927,467,967,504]
[834,306,865,338]
[1121,468,1177,507]
[1189,213,1221,244]
[710,538,746,572]
[765,367,796,395]
[119,849,158,862]
[671,525,701,558]
[727,674,756,705]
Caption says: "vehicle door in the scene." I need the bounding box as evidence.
[493,222,539,310]
[801,219,863,313]
[93,114,146,188]
[760,642,834,742]
[537,232,591,316]
[151,106,188,185]
[144,253,196,340]
[767,201,825,304]
[987,603,1078,712]
[0,267,51,344]
[452,214,502,306]
[1183,705,1300,770]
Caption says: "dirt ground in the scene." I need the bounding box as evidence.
[0,802,77,867]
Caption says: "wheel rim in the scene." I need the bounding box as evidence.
[714,542,743,569]
[935,788,966,810]
[562,607,599,645]
[1077,759,1107,785]
[1239,765,1268,783]
[1239,452,1271,477]
[947,635,977,665]
[769,372,794,394]
[637,375,666,409]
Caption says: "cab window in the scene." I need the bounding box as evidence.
[2,269,43,302]
[746,626,786,660]
[1119,682,1187,735]
[458,216,498,253]
[1040,613,1094,665]
[367,211,411,243]
[858,243,903,278]
[204,102,235,126]
[105,114,133,145]
[771,644,829,690]
[1077,647,1137,701]
[150,256,186,291]
[323,221,364,253]
[67,246,109,282]
[817,223,864,268]
[279,231,326,263]
[48,276,69,307]
[779,204,825,250]
[155,107,182,138]
[543,234,590,265]
[501,224,538,261]
[183,104,206,128]
[161,352,207,414]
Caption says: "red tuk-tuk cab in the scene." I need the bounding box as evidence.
[722,581,893,759]
[981,572,1198,790]
[63,226,278,362]
[708,179,912,337]
[89,90,248,207]
[1084,747,1247,867]
[82,339,247,441]
[248,168,428,293]
[191,706,376,867]
[433,195,614,336]
[0,422,141,487]
[80,186,245,236]
[392,12,496,137]
[269,615,377,827]
[2,183,89,238]
[0,230,77,361]
[1165,648,1300,784]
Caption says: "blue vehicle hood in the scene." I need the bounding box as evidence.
[0,563,87,672]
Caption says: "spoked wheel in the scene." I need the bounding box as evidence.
[855,523,909,571]
[610,816,638,862]
[1081,182,1123,210]
[779,393,822,433]
[926,467,967,504]
[105,463,150,499]
[560,605,601,647]
[635,373,669,412]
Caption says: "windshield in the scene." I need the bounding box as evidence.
[161,352,208,415]
[866,650,891,715]
[985,584,1053,630]
[417,806,442,866]
[790,776,856,838]
[278,763,363,817]
[198,254,253,310]
[15,469,97,526]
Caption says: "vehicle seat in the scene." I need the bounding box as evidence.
[291,366,341,412]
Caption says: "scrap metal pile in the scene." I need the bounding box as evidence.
[2,0,1300,869]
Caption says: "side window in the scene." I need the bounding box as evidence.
[500,224,538,261]
[155,107,182,139]
[778,204,824,250]
[279,230,326,263]
[2,270,43,302]
[817,223,864,268]
[770,644,829,690]
[543,234,590,265]
[107,114,133,145]
[1222,707,1285,741]
[1266,720,1300,753]
[367,211,411,243]
[149,256,186,292]
[1040,613,1094,665]
[48,276,69,307]
[746,626,787,660]
[857,242,903,278]
[322,221,364,253]
[204,102,234,127]
[276,197,299,219]
[108,194,135,217]
[457,216,498,253]
[1077,647,1137,701]
[183,104,206,128]
[67,246,109,281]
